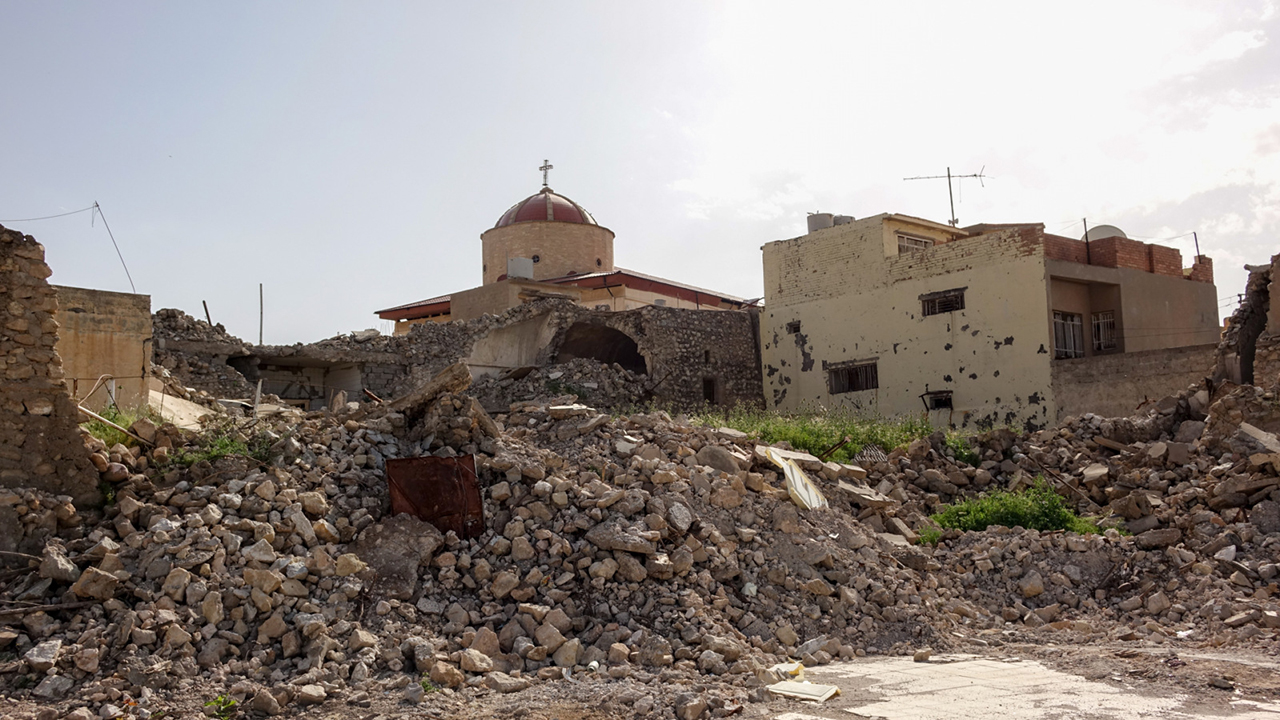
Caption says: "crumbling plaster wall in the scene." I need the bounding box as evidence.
[0,225,100,507]
[762,219,1054,430]
[1050,343,1217,420]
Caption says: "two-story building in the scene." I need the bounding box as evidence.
[760,213,1219,429]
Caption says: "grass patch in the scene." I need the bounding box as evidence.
[420,676,441,694]
[204,694,237,719]
[930,480,1101,535]
[945,431,979,465]
[691,406,933,464]
[81,404,162,447]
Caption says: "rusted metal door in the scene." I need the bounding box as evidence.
[385,455,484,538]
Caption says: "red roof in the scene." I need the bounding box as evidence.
[495,187,598,228]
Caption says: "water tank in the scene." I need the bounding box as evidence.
[807,213,834,233]
[833,215,855,226]
[1083,224,1127,242]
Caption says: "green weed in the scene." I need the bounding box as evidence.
[945,431,980,466]
[691,406,932,464]
[164,419,273,467]
[204,694,238,719]
[930,480,1100,535]
[81,404,162,448]
[420,676,440,694]
[916,525,943,546]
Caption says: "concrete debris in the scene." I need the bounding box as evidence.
[3,256,1280,718]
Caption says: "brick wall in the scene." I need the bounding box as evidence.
[0,225,100,507]
[1051,343,1216,419]
[1043,234,1089,263]
[1189,255,1214,284]
[1149,244,1183,278]
[1089,235,1153,272]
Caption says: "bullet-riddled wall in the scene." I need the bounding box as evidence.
[761,216,1056,430]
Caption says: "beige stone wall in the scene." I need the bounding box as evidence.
[0,226,100,506]
[576,286,732,312]
[762,218,1055,429]
[53,286,152,411]
[480,222,615,285]
[1051,344,1216,419]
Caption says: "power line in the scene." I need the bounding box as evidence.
[91,202,136,294]
[0,206,96,223]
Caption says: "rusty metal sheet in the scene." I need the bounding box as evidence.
[385,455,484,538]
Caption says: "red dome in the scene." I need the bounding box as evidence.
[495,187,598,228]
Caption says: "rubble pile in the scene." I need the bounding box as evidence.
[2,357,1280,717]
[467,358,650,412]
[151,309,255,400]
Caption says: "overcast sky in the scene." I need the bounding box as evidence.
[2,1,1276,344]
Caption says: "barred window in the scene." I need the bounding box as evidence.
[897,233,934,253]
[1092,311,1117,351]
[1053,311,1085,359]
[830,361,878,394]
[921,288,966,316]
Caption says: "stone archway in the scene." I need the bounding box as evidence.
[554,323,647,374]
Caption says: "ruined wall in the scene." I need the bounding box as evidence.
[762,219,1054,430]
[1050,343,1217,420]
[0,226,100,507]
[53,285,152,411]
[1215,255,1278,387]
[249,299,763,409]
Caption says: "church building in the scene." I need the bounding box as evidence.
[376,162,750,333]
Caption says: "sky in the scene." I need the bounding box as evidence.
[2,1,1276,344]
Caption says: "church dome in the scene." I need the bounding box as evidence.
[495,187,598,228]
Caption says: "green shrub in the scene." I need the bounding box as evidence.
[944,431,979,466]
[691,406,932,464]
[930,480,1100,535]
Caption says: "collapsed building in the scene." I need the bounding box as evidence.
[760,213,1220,430]
[2,220,1280,719]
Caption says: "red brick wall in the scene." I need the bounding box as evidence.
[1189,255,1214,284]
[1149,244,1183,278]
[1088,235,1153,272]
[1042,234,1088,263]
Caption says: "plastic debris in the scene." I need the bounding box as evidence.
[767,680,841,703]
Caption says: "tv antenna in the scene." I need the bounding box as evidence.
[904,166,986,227]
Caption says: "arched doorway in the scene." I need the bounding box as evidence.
[555,323,647,374]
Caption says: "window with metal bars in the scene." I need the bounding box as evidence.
[897,233,934,253]
[829,361,878,394]
[1092,311,1116,351]
[921,288,966,316]
[1053,311,1084,358]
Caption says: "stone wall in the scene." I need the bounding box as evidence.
[479,221,615,285]
[1051,343,1217,420]
[248,299,764,410]
[1214,254,1279,387]
[0,225,100,507]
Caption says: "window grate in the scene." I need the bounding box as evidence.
[1092,311,1116,351]
[922,289,965,316]
[830,362,878,394]
[897,233,934,253]
[1053,311,1085,359]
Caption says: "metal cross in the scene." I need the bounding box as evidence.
[540,159,553,187]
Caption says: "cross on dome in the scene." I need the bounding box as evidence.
[540,159,553,188]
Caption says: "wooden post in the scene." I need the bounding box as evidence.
[202,300,212,325]
[259,283,264,345]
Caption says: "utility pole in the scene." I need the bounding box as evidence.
[259,283,264,345]
[904,166,986,227]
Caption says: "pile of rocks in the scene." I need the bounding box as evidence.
[2,360,1279,719]
[467,358,650,413]
[151,309,255,400]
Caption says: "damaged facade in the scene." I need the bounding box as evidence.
[760,213,1219,429]
[233,299,762,411]
[1216,254,1280,388]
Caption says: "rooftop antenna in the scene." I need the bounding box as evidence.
[903,166,986,227]
[540,159,553,189]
